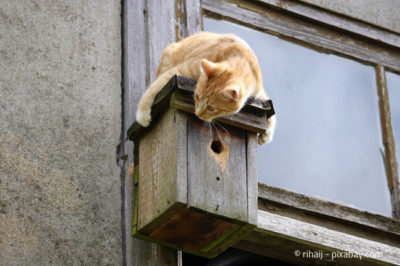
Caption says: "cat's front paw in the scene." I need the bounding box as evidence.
[258,132,272,145]
[136,109,152,127]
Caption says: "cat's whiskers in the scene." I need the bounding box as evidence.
[210,120,220,140]
[213,120,231,138]
[203,120,212,137]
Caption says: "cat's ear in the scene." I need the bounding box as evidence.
[201,59,219,78]
[221,87,240,101]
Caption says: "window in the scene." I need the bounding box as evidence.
[204,16,391,217]
[200,0,400,264]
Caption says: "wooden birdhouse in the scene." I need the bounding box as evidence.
[127,75,274,258]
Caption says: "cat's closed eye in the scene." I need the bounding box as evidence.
[195,94,200,101]
[206,105,215,112]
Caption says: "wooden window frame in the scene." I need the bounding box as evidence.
[122,0,400,265]
[201,0,400,264]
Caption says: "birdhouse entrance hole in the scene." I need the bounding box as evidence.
[211,140,222,154]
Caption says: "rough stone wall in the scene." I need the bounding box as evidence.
[300,0,400,34]
[0,1,122,265]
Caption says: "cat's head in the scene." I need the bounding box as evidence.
[194,59,246,122]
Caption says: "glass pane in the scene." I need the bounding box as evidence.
[387,72,400,183]
[204,17,392,216]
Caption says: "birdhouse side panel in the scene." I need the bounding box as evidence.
[137,108,188,232]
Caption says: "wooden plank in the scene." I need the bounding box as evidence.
[258,184,400,237]
[201,0,400,72]
[215,108,268,134]
[147,0,176,82]
[122,0,148,265]
[137,108,187,231]
[124,0,180,264]
[252,210,400,265]
[174,110,188,205]
[236,233,377,266]
[185,0,202,36]
[150,244,179,266]
[170,91,268,133]
[235,237,319,265]
[246,133,258,226]
[187,118,248,222]
[257,0,400,48]
[376,66,400,218]
[175,0,186,41]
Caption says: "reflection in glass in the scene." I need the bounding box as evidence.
[204,17,391,216]
[387,72,400,183]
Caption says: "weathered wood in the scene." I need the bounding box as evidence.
[147,0,176,82]
[150,244,179,266]
[122,0,148,265]
[248,210,400,265]
[124,0,181,264]
[170,91,269,133]
[257,0,400,48]
[201,0,400,72]
[187,118,248,222]
[377,66,400,219]
[175,0,186,41]
[130,78,263,258]
[236,231,380,266]
[149,208,238,251]
[137,108,187,231]
[131,100,260,258]
[258,184,400,237]
[185,0,202,36]
[235,236,320,265]
[246,133,258,226]
[127,75,272,140]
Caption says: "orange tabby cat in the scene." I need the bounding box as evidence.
[136,32,276,144]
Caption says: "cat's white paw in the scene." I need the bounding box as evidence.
[136,109,151,127]
[258,132,272,145]
[258,115,276,145]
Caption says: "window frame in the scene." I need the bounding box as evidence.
[200,0,400,264]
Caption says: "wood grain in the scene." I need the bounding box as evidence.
[170,91,268,133]
[246,133,258,226]
[124,0,186,264]
[376,66,400,219]
[147,0,176,82]
[187,118,248,222]
[252,210,400,265]
[122,0,149,264]
[185,0,202,36]
[258,0,400,48]
[137,108,187,231]
[258,184,400,237]
[201,0,400,72]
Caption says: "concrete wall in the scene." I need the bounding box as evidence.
[0,1,122,265]
[300,0,400,34]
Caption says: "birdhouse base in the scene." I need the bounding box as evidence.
[132,202,254,258]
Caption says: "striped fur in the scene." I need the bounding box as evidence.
[136,32,276,144]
